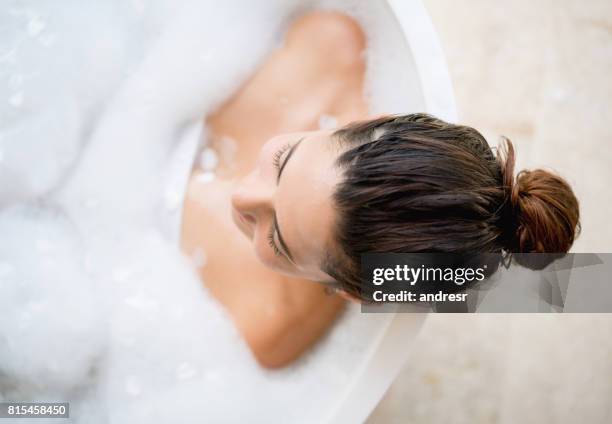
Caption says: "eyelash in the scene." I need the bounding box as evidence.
[267,229,282,257]
[268,142,293,258]
[272,143,291,171]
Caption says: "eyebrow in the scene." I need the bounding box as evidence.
[274,138,304,261]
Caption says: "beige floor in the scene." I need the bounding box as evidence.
[367,1,612,423]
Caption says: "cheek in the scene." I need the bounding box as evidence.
[259,135,291,164]
[251,140,279,180]
[258,141,275,166]
[251,227,282,270]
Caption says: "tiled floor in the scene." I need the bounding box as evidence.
[367,1,612,422]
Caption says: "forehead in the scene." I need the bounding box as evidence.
[276,130,343,279]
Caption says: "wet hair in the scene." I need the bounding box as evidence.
[323,114,580,299]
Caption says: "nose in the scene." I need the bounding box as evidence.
[231,170,274,225]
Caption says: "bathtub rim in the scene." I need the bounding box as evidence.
[322,0,455,422]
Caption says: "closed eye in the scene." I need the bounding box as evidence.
[267,225,282,257]
[272,143,291,171]
[268,138,303,262]
[275,138,303,183]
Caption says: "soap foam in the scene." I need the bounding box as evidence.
[1,0,419,422]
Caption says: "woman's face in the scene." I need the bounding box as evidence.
[230,130,342,283]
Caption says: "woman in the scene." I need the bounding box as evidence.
[181,12,580,367]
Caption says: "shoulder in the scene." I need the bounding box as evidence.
[285,11,366,68]
[239,276,345,368]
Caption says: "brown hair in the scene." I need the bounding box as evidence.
[324,114,580,299]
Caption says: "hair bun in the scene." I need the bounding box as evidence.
[497,138,580,269]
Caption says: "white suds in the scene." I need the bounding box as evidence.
[0,0,413,421]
